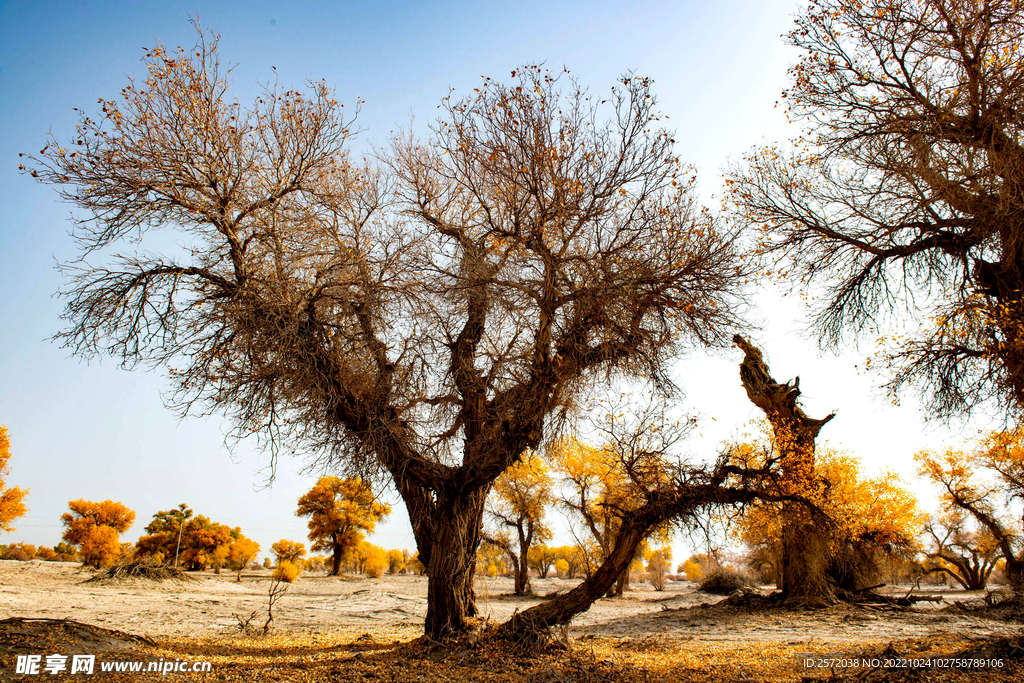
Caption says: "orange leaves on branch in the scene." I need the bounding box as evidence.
[180,515,233,571]
[227,533,260,577]
[361,543,388,578]
[486,452,555,593]
[915,429,1024,585]
[0,425,28,535]
[79,526,121,569]
[273,560,300,583]
[548,428,674,591]
[134,504,240,571]
[490,452,554,537]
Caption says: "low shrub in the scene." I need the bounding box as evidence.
[35,546,57,561]
[1,542,36,561]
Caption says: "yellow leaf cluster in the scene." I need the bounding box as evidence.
[0,425,28,534]
[61,499,136,568]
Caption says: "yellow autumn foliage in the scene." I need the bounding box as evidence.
[0,425,28,534]
[60,499,136,569]
[734,439,923,578]
[273,560,300,583]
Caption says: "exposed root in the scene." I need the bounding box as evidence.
[834,585,942,608]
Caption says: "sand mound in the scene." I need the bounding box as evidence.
[0,617,156,657]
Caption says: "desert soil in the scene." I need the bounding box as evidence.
[1,560,1022,681]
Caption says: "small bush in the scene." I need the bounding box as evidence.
[273,560,300,583]
[698,567,755,595]
[1,542,36,561]
[362,544,388,578]
[35,546,57,561]
[681,559,704,583]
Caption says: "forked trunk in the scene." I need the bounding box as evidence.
[423,487,487,639]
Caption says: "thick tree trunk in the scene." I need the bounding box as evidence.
[780,498,831,601]
[734,335,836,605]
[330,542,343,576]
[515,526,533,596]
[1005,557,1023,598]
[422,487,487,639]
[606,568,628,597]
[514,556,531,595]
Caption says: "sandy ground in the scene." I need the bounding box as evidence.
[1,559,1021,648]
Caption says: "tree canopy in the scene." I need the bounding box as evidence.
[60,499,135,568]
[727,0,1024,423]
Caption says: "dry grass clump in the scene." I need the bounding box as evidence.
[697,567,754,595]
[84,560,197,583]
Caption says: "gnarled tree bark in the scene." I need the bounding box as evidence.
[734,335,835,604]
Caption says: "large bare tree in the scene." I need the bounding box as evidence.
[726,0,1024,423]
[25,31,748,638]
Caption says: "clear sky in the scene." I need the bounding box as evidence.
[0,0,979,565]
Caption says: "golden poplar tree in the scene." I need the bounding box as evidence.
[296,477,390,576]
[227,533,260,581]
[734,439,923,592]
[0,425,28,534]
[61,500,135,568]
[484,452,553,595]
[917,430,1024,596]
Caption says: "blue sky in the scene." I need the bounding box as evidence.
[0,0,973,565]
